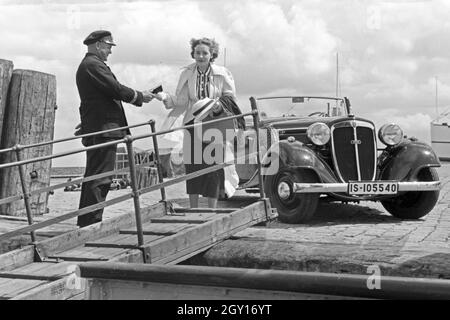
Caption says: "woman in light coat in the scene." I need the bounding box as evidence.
[155,37,239,208]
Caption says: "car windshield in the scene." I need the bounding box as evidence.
[255,96,348,119]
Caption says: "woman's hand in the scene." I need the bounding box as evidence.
[154,92,167,101]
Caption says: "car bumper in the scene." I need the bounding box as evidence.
[293,181,441,193]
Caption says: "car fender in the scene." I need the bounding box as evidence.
[379,139,441,181]
[262,140,337,183]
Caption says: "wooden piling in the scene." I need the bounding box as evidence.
[0,59,14,211]
[0,59,13,147]
[0,69,57,216]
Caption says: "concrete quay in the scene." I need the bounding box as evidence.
[187,164,450,279]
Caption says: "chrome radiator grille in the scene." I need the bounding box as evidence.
[331,121,377,182]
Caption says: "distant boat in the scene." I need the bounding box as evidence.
[431,108,450,161]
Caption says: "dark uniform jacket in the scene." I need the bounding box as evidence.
[76,53,144,139]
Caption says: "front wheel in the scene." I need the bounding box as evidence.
[264,168,319,224]
[381,168,440,219]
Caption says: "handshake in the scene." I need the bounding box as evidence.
[142,85,166,103]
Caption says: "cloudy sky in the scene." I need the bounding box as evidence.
[1,0,449,166]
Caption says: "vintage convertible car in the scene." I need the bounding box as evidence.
[234,96,441,224]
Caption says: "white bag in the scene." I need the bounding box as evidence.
[223,142,239,198]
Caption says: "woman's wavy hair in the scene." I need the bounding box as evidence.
[190,37,219,63]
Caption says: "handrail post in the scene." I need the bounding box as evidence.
[249,97,271,222]
[13,145,36,243]
[249,97,266,200]
[124,136,144,249]
[149,120,166,202]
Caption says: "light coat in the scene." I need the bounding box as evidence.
[160,62,239,197]
[160,62,236,131]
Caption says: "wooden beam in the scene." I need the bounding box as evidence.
[0,279,47,299]
[0,246,35,272]
[86,279,350,300]
[109,249,144,264]
[48,246,129,262]
[9,262,75,278]
[173,208,238,214]
[0,273,60,282]
[83,234,142,249]
[47,256,109,262]
[149,218,207,224]
[11,277,86,300]
[119,222,192,236]
[84,243,139,250]
[84,233,163,249]
[119,230,177,236]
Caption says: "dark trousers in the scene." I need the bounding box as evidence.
[77,137,117,227]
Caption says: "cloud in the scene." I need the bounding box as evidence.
[216,1,338,95]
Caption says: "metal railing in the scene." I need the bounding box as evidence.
[0,119,158,244]
[0,98,267,261]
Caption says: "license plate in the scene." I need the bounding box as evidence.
[348,181,398,195]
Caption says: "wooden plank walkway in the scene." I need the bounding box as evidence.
[0,199,275,300]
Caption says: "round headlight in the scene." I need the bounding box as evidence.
[378,124,403,146]
[307,122,330,146]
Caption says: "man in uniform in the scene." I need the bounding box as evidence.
[75,30,154,227]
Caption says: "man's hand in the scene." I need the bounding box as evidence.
[142,90,155,103]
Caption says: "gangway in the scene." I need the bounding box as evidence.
[0,103,276,300]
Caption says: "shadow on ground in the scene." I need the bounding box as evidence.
[170,194,420,227]
[309,202,402,224]
[262,201,410,228]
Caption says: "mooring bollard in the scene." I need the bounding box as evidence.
[0,69,56,216]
